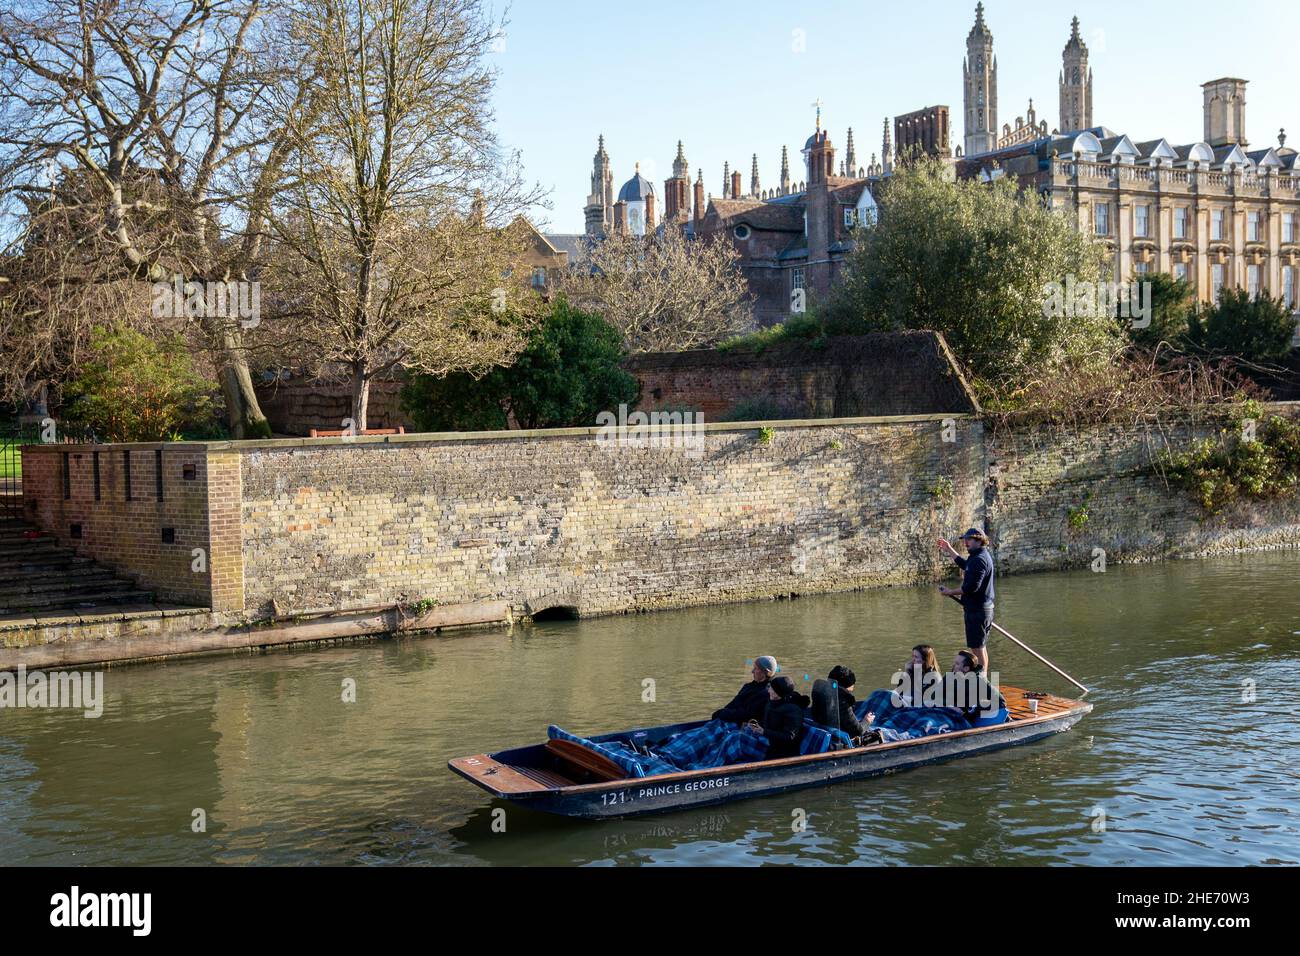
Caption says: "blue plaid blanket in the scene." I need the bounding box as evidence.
[853,689,970,742]
[547,725,680,778]
[655,719,769,769]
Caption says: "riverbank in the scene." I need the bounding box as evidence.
[6,405,1299,670]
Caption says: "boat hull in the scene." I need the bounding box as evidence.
[449,698,1091,820]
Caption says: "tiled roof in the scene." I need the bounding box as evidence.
[709,198,805,231]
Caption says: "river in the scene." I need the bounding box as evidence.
[2,552,1297,865]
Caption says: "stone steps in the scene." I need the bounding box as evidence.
[0,519,157,615]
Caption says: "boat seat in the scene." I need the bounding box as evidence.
[544,738,629,782]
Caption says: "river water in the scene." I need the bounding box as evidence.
[2,552,1298,866]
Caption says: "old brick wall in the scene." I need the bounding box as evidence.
[20,443,241,609]
[236,415,986,618]
[988,405,1300,573]
[254,332,978,435]
[628,332,980,422]
[256,375,407,437]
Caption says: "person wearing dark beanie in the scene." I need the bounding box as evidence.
[747,675,810,759]
[826,665,867,739]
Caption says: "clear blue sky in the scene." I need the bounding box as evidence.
[489,0,1300,234]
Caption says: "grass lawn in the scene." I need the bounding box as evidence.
[0,440,22,481]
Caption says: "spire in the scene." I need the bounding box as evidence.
[750,154,760,197]
[1064,14,1087,53]
[780,145,791,195]
[672,140,688,179]
[845,127,857,174]
[969,2,991,40]
[882,117,893,173]
[722,161,730,196]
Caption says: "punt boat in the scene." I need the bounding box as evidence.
[448,686,1092,819]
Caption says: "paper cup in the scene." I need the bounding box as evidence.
[1028,698,1039,714]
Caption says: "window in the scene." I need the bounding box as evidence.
[1247,211,1261,242]
[1248,264,1262,298]
[733,224,751,240]
[1284,266,1296,308]
[1134,261,1150,276]
[1173,207,1188,239]
[1173,262,1189,282]
[1285,213,1296,244]
[791,268,805,292]
[1211,208,1225,240]
[1135,204,1150,238]
[1212,263,1226,301]
[843,206,855,228]
[530,267,547,290]
[1094,202,1110,235]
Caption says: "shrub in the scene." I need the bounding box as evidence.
[401,298,640,431]
[1160,413,1300,514]
[61,324,215,442]
[1186,289,1296,363]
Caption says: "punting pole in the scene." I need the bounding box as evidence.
[945,593,1090,697]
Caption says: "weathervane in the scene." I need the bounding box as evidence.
[812,98,824,132]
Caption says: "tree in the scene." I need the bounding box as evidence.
[820,158,1120,391]
[264,0,545,432]
[401,298,639,431]
[0,0,311,437]
[62,325,215,442]
[1186,288,1297,363]
[558,225,753,353]
[1128,272,1197,351]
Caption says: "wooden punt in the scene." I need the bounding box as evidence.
[448,686,1092,819]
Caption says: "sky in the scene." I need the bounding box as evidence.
[487,0,1300,234]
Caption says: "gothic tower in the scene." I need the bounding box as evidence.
[1059,16,1093,133]
[584,135,614,237]
[963,3,997,156]
[664,141,691,224]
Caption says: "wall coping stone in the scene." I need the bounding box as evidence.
[23,413,979,454]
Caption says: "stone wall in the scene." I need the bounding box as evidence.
[988,410,1300,574]
[17,404,1300,628]
[237,415,984,618]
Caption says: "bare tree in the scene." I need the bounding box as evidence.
[264,0,546,431]
[0,0,309,436]
[558,226,753,353]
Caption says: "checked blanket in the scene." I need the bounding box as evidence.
[853,689,970,742]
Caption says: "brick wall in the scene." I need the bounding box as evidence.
[20,443,239,609]
[18,404,1300,623]
[236,415,985,618]
[628,332,980,421]
[253,331,978,435]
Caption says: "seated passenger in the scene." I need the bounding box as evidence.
[746,675,810,759]
[712,655,778,725]
[823,665,866,739]
[894,644,941,707]
[946,650,1008,726]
